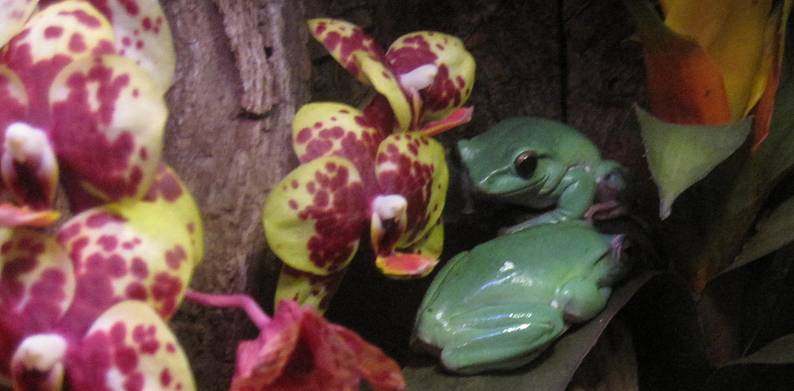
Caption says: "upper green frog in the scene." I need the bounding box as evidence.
[457,117,625,233]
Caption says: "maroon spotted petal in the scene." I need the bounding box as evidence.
[307,18,386,84]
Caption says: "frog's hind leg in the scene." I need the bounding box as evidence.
[439,303,566,374]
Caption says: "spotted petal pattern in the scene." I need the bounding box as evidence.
[88,0,176,92]
[49,55,166,211]
[143,164,204,265]
[307,18,385,84]
[374,132,448,248]
[56,199,196,335]
[264,156,367,276]
[387,31,476,121]
[0,228,75,369]
[0,0,37,52]
[292,102,382,168]
[355,52,419,132]
[67,300,196,391]
[2,1,115,122]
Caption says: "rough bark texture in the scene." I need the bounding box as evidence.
[162,1,309,389]
[161,0,647,389]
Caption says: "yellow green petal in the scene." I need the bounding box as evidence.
[49,55,166,208]
[263,156,367,276]
[57,199,196,321]
[307,18,384,85]
[274,265,344,313]
[387,31,476,121]
[355,51,417,131]
[93,0,176,92]
[374,132,448,248]
[292,102,383,180]
[72,301,196,391]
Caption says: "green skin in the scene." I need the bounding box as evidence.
[456,117,624,233]
[411,118,628,374]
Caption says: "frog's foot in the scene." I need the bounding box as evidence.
[435,304,566,374]
[584,200,626,221]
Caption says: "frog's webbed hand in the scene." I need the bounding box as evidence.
[502,167,596,234]
[439,303,566,374]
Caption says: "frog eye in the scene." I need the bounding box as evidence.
[513,150,538,179]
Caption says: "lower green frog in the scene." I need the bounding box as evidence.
[411,221,628,374]
[411,117,630,374]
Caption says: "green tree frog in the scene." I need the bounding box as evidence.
[411,117,630,374]
[456,117,626,233]
[411,221,628,374]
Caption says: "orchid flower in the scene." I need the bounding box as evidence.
[308,18,476,135]
[263,102,448,310]
[629,0,791,149]
[184,293,406,391]
[0,0,175,226]
[0,165,203,390]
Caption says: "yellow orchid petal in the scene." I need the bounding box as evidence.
[274,265,344,313]
[387,31,476,121]
[69,301,196,391]
[143,164,205,265]
[56,199,196,329]
[355,51,418,131]
[0,0,37,49]
[91,0,176,92]
[307,18,385,85]
[374,132,448,249]
[291,102,383,186]
[406,219,444,260]
[4,0,114,66]
[49,55,166,210]
[263,156,367,276]
[0,228,76,330]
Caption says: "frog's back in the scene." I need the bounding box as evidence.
[430,222,610,308]
[487,117,601,165]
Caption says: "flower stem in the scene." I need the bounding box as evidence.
[185,290,270,329]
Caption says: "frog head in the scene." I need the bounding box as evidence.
[457,117,625,230]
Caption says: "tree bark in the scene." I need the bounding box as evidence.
[162,1,310,389]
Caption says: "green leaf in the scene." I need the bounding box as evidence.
[402,272,660,391]
[705,334,794,390]
[635,106,752,219]
[729,196,794,271]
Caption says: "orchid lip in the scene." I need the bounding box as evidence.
[11,334,67,389]
[4,123,50,163]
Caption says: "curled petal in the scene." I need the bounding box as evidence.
[355,52,419,132]
[375,252,438,279]
[49,55,166,211]
[143,164,204,265]
[387,32,476,121]
[56,200,196,335]
[1,122,58,209]
[307,18,385,84]
[292,102,383,189]
[67,300,196,391]
[274,265,345,313]
[263,156,367,276]
[0,0,37,49]
[231,300,404,391]
[370,194,407,257]
[375,132,448,248]
[418,106,473,136]
[88,0,176,92]
[0,204,60,227]
[3,1,115,122]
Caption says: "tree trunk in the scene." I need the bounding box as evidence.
[162,1,310,389]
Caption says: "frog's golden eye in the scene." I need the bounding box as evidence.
[514,150,538,179]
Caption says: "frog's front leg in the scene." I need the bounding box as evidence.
[503,167,595,234]
[438,303,566,374]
